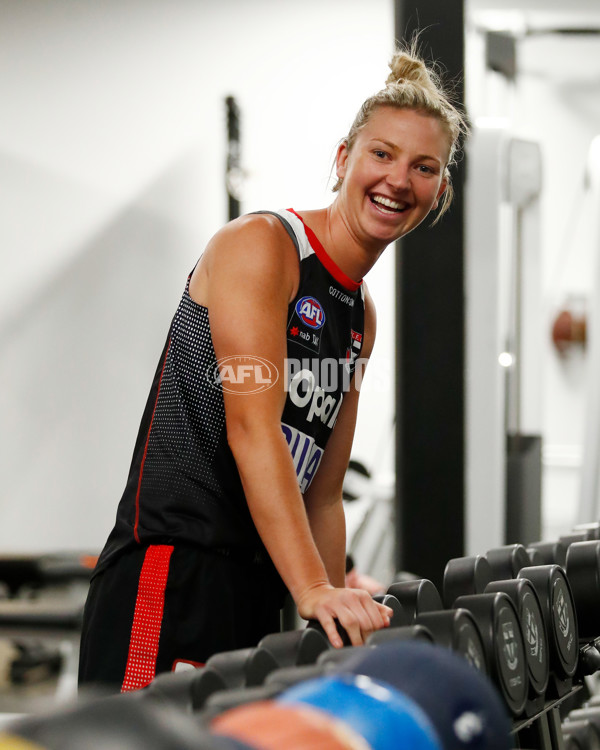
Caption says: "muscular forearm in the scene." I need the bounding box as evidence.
[228,424,331,603]
[306,498,346,588]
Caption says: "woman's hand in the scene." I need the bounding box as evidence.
[296,583,392,648]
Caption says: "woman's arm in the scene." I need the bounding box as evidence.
[191,218,390,647]
[303,288,376,588]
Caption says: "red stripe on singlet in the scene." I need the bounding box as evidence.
[133,339,171,544]
[121,544,174,692]
[287,208,362,292]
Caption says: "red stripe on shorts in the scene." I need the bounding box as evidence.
[121,544,174,692]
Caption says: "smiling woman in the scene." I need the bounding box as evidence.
[78,42,468,693]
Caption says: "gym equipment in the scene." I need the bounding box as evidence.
[258,628,330,667]
[145,665,229,712]
[202,685,283,721]
[387,577,489,670]
[453,592,528,716]
[442,555,493,607]
[564,540,600,640]
[486,544,532,580]
[265,664,330,690]
[279,673,442,750]
[564,706,600,733]
[366,624,434,646]
[212,700,372,750]
[484,578,549,712]
[316,646,369,667]
[527,541,568,567]
[561,719,600,750]
[307,594,405,647]
[333,640,512,750]
[414,608,488,674]
[386,578,443,619]
[205,648,279,689]
[0,554,94,599]
[145,630,330,712]
[517,565,579,696]
[4,693,241,750]
[372,594,408,627]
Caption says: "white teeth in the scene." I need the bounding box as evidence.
[372,195,405,211]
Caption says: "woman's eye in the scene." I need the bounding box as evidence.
[374,150,388,159]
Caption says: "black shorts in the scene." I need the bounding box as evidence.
[78,544,286,692]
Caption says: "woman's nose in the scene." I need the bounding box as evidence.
[386,162,411,190]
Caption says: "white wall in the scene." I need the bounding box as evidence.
[465,8,600,539]
[0,0,395,553]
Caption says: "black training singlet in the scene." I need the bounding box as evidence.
[94,209,365,575]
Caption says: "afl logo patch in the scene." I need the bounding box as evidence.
[295,296,325,330]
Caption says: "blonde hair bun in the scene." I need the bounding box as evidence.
[386,51,433,88]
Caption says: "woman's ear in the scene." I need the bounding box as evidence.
[432,178,447,210]
[335,140,350,182]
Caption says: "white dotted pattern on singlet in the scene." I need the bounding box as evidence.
[141,288,225,497]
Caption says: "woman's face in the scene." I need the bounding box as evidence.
[335,106,451,248]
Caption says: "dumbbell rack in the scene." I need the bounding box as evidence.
[513,684,584,749]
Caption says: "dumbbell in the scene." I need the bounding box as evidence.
[484,578,549,713]
[517,565,579,697]
[442,546,533,606]
[486,545,533,580]
[205,647,280,689]
[147,627,332,711]
[145,662,232,711]
[389,577,488,673]
[387,579,443,619]
[527,540,568,567]
[444,550,548,712]
[452,591,528,717]
[564,540,600,642]
[366,623,435,646]
[572,522,600,540]
[307,593,406,646]
[145,643,282,711]
[448,550,578,701]
[526,531,596,568]
[258,628,330,667]
[3,692,241,750]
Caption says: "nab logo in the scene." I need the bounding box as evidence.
[295,296,325,330]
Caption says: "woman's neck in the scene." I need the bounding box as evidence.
[294,204,387,283]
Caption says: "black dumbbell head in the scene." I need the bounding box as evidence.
[453,592,528,716]
[526,541,568,567]
[486,545,532,581]
[5,693,241,750]
[443,556,493,608]
[366,624,434,646]
[260,628,330,666]
[372,593,409,627]
[518,565,579,681]
[206,647,279,689]
[566,540,600,641]
[484,578,549,699]
[386,579,443,621]
[415,608,488,675]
